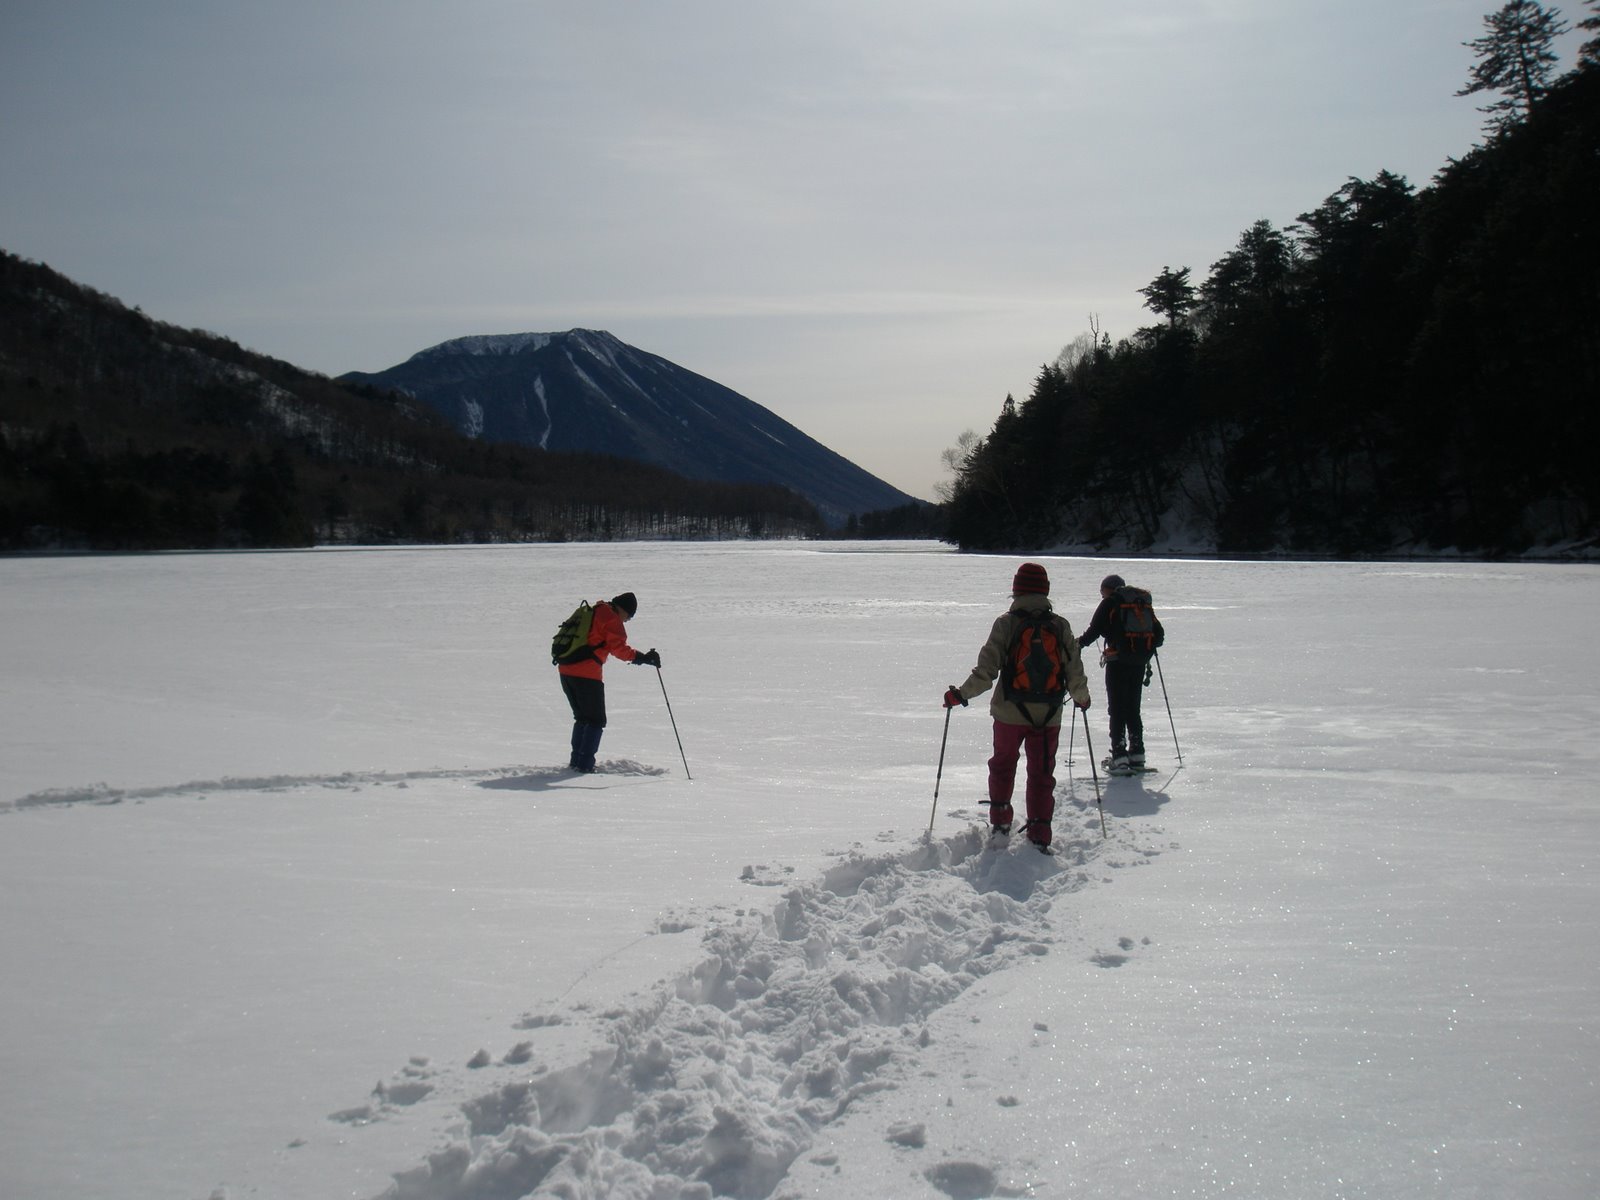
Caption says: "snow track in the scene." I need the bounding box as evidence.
[3,762,668,811]
[375,808,1114,1200]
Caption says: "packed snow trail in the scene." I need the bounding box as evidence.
[2,762,669,811]
[361,798,1142,1200]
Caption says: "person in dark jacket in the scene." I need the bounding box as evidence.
[1077,574,1164,773]
[556,591,659,773]
[943,562,1090,849]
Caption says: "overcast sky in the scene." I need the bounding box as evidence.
[2,1,1577,500]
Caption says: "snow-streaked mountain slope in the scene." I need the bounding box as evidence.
[341,332,915,523]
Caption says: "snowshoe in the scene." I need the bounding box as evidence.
[1102,755,1154,776]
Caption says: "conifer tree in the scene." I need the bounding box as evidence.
[1457,0,1571,135]
[1138,266,1197,327]
[1578,0,1600,68]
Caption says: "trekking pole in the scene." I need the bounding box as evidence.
[1067,703,1077,766]
[1154,649,1182,764]
[1079,712,1107,839]
[655,667,691,780]
[928,705,953,837]
[1045,711,1063,822]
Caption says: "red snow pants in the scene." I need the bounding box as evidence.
[988,720,1058,845]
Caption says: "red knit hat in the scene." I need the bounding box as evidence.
[1012,562,1050,596]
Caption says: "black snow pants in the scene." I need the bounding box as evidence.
[1104,656,1147,755]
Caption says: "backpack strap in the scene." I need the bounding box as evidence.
[1019,698,1061,731]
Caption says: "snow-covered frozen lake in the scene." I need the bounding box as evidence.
[2,543,1597,1200]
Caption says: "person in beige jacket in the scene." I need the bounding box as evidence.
[943,562,1091,851]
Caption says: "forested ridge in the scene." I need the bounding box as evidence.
[944,7,1600,558]
[0,254,822,550]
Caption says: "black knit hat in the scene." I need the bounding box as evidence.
[611,592,638,617]
[1101,574,1125,591]
[1012,562,1050,596]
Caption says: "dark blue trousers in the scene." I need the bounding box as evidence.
[560,675,606,772]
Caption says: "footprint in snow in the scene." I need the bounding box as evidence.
[741,863,795,886]
[1091,935,1150,967]
[328,1057,436,1122]
[926,1160,1002,1200]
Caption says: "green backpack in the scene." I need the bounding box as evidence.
[551,600,597,665]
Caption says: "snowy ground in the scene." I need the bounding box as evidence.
[2,543,1597,1200]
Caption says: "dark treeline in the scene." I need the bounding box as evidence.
[832,500,946,540]
[0,253,823,550]
[946,26,1599,557]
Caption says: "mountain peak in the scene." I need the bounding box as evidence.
[344,330,914,522]
[409,329,620,363]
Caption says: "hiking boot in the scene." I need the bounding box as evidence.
[1109,752,1132,775]
[992,822,1012,837]
[1129,750,1146,769]
[1023,819,1051,849]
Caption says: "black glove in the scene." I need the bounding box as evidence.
[635,649,661,668]
[943,686,967,709]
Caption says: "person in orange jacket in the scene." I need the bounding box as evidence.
[557,591,660,773]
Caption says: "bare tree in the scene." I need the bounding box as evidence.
[1055,330,1098,375]
[935,429,981,504]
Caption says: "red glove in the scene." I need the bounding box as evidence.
[943,687,967,709]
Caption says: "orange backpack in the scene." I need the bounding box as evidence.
[1001,610,1069,725]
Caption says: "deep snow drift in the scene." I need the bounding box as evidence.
[2,543,1596,1200]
